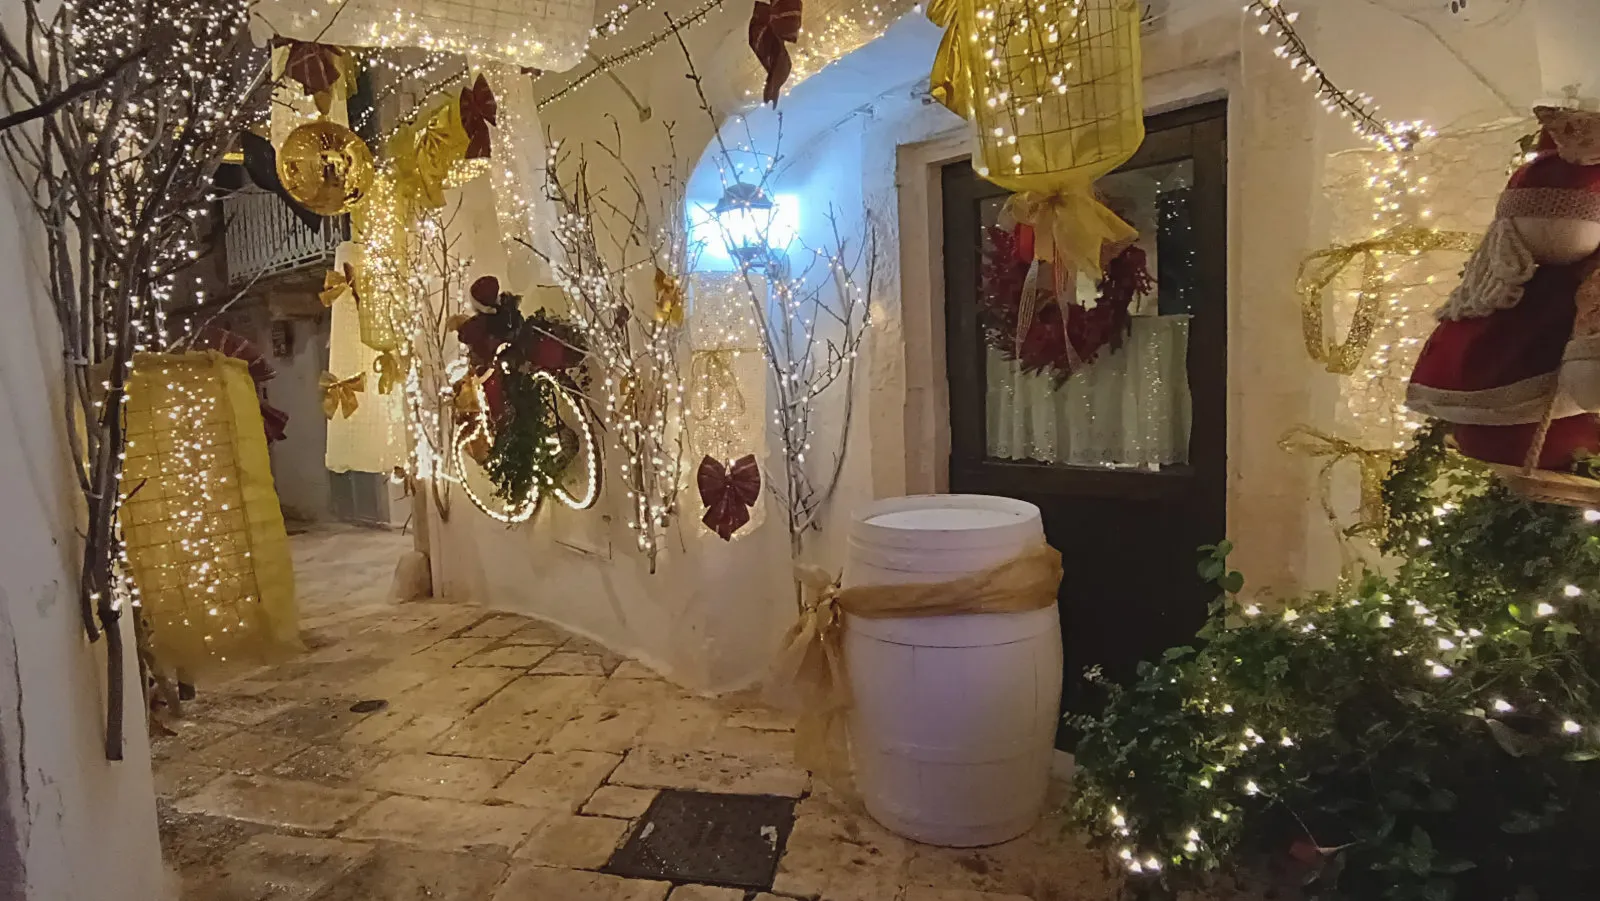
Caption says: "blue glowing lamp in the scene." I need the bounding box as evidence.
[712,182,779,268]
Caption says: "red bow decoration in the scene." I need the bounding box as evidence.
[283,40,344,97]
[748,0,802,106]
[193,326,290,443]
[460,74,498,160]
[699,454,762,540]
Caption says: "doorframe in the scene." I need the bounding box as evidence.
[893,128,970,497]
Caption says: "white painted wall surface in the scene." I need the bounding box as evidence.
[0,124,168,901]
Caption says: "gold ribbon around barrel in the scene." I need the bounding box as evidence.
[321,371,366,419]
[1297,226,1479,375]
[767,542,1064,798]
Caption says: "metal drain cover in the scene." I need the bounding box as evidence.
[605,790,796,890]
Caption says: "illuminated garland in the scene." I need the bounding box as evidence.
[453,370,601,523]
[1245,0,1432,152]
[537,0,730,110]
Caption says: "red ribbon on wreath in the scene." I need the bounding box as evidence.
[980,223,1153,384]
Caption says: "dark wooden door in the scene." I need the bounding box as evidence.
[943,101,1228,740]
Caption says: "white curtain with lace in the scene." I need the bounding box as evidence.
[985,314,1191,467]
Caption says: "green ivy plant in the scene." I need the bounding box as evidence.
[1069,422,1600,901]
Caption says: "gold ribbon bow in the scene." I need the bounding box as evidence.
[372,351,406,396]
[319,263,360,308]
[389,96,470,210]
[1279,425,1400,546]
[926,0,973,121]
[1297,226,1479,375]
[1005,188,1138,283]
[655,267,686,327]
[320,371,365,419]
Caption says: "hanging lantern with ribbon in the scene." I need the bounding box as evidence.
[929,0,1146,282]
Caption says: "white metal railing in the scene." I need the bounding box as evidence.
[222,188,346,286]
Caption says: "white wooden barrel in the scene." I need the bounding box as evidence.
[842,494,1063,847]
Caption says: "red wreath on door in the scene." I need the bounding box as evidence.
[979,223,1153,385]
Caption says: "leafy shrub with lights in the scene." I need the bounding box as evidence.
[1069,422,1600,901]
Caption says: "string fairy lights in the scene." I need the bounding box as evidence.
[537,0,731,110]
[538,136,692,571]
[1,0,277,758]
[256,0,594,72]
[1245,0,1433,153]
[452,370,601,523]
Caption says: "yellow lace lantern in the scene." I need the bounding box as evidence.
[120,352,301,676]
[350,171,412,354]
[931,0,1145,277]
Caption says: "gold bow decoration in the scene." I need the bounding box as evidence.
[372,351,406,396]
[1279,425,1400,547]
[1005,188,1138,282]
[926,0,973,120]
[654,267,686,327]
[388,96,471,210]
[1297,225,1479,375]
[320,371,365,419]
[767,565,854,799]
[319,263,361,308]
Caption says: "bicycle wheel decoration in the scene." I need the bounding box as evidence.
[452,276,600,523]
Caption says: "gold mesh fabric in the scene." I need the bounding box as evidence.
[351,170,412,353]
[121,351,301,676]
[955,0,1144,194]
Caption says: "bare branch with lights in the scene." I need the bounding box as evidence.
[676,31,876,561]
[0,0,271,759]
[526,117,693,572]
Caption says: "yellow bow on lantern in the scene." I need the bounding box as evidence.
[320,371,365,419]
[389,96,470,210]
[372,351,406,396]
[1005,187,1138,282]
[1297,225,1479,375]
[926,0,974,121]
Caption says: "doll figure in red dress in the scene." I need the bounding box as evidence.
[1406,106,1600,472]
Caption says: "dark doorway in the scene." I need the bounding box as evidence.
[942,101,1228,741]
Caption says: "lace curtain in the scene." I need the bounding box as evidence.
[986,314,1191,467]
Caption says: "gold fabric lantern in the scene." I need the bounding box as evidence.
[349,172,412,353]
[277,119,375,216]
[930,0,1145,278]
[120,352,301,676]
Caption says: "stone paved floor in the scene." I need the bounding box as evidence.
[154,524,1120,901]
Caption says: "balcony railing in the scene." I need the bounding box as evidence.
[223,188,347,287]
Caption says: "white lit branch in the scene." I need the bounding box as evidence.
[0,0,269,758]
[678,34,876,559]
[530,118,693,573]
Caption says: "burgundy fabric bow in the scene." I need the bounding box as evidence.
[282,40,343,96]
[748,0,803,106]
[460,74,498,160]
[699,454,762,540]
[194,326,289,443]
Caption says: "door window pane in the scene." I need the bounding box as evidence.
[982,159,1196,469]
